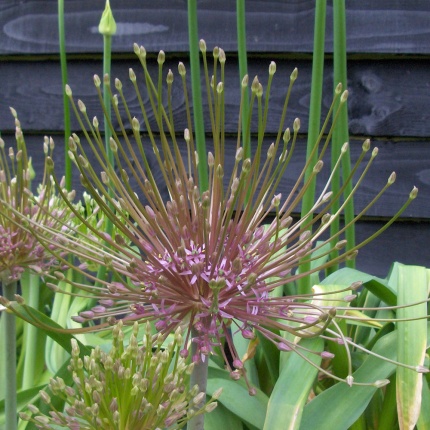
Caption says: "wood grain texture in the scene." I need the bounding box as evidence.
[2,134,427,219]
[0,0,429,55]
[1,57,430,137]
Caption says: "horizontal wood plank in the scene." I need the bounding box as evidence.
[3,134,427,220]
[0,1,429,55]
[1,57,430,137]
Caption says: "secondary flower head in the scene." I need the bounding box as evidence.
[19,321,220,429]
[21,43,421,388]
[0,109,73,284]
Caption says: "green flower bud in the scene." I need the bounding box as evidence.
[98,0,117,36]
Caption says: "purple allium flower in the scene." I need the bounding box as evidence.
[23,44,420,389]
[0,110,73,284]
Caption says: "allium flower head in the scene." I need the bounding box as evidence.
[0,109,73,284]
[21,43,420,388]
[19,321,220,429]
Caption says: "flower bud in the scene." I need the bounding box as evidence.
[98,0,117,36]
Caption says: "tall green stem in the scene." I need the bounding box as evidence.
[98,0,116,284]
[298,0,326,294]
[58,0,72,190]
[188,326,209,430]
[22,272,40,389]
[236,0,250,159]
[330,0,354,271]
[188,0,208,191]
[3,280,17,430]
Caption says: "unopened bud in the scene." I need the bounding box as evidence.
[157,50,165,65]
[129,68,136,82]
[293,118,300,132]
[98,0,117,36]
[241,74,249,88]
[335,82,343,95]
[341,90,349,103]
[219,48,226,64]
[388,171,396,185]
[362,138,371,152]
[290,67,298,82]
[199,39,207,53]
[373,379,390,388]
[269,61,276,75]
[410,186,418,199]
[166,69,174,84]
[313,160,324,173]
[178,62,186,76]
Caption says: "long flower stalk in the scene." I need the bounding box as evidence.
[21,271,40,389]
[236,0,250,160]
[58,0,72,191]
[330,0,354,272]
[3,280,17,430]
[187,0,208,191]
[298,0,326,294]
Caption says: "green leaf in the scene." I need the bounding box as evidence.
[390,263,429,430]
[264,337,323,430]
[323,267,397,306]
[204,400,243,430]
[301,331,398,430]
[4,301,92,357]
[417,378,430,429]
[207,366,268,430]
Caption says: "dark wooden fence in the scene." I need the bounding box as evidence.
[0,0,428,277]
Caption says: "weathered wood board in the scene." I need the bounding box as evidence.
[0,1,429,54]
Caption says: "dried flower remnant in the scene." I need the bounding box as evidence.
[19,321,220,429]
[16,43,423,390]
[0,110,73,284]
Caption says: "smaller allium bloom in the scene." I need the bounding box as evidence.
[19,321,220,429]
[29,43,420,387]
[0,109,73,284]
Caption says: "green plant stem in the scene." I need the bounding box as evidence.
[298,0,326,295]
[236,0,250,159]
[330,0,354,272]
[58,0,72,191]
[187,0,208,191]
[22,272,40,389]
[3,280,18,430]
[188,326,209,430]
[103,35,114,171]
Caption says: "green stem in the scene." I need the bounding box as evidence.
[329,0,354,272]
[236,0,250,159]
[188,326,209,430]
[298,0,326,294]
[103,34,114,171]
[187,0,208,191]
[58,0,72,191]
[22,272,40,389]
[3,280,18,430]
